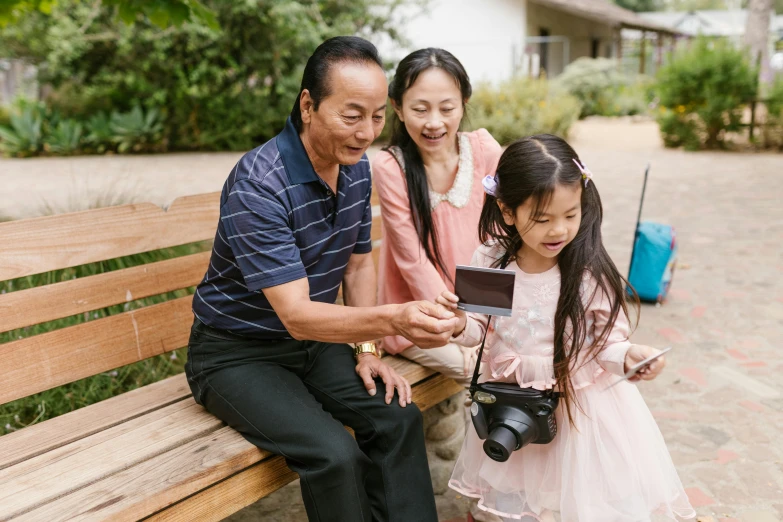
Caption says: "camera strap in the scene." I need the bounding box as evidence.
[469,314,492,394]
[469,252,513,394]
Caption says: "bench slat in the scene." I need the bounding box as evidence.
[13,426,260,522]
[6,360,459,521]
[0,192,220,281]
[0,296,193,405]
[0,252,210,333]
[383,353,437,383]
[150,374,464,522]
[145,457,298,522]
[0,374,191,471]
[0,400,223,519]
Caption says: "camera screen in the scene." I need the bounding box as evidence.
[454,265,515,316]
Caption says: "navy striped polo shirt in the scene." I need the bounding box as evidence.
[192,117,373,339]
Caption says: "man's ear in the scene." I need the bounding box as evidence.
[497,200,515,227]
[391,100,403,122]
[300,90,314,124]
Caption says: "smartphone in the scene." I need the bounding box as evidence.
[604,347,672,390]
[454,265,515,317]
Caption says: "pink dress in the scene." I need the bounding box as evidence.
[449,243,695,522]
[372,129,502,354]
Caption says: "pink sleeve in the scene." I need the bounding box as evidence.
[587,276,633,377]
[372,152,449,302]
[475,128,502,175]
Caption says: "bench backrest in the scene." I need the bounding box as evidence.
[0,190,383,407]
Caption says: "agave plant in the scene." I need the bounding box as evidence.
[0,105,43,157]
[44,119,84,155]
[85,112,114,153]
[110,105,164,153]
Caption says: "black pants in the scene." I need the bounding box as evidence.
[185,319,438,522]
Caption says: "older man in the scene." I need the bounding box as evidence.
[185,36,457,522]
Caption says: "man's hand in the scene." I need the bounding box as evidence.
[624,344,666,382]
[356,354,412,407]
[392,301,459,349]
[435,291,467,337]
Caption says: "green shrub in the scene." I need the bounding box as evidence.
[1,0,411,154]
[0,100,44,157]
[84,111,114,153]
[0,241,211,435]
[655,38,757,149]
[467,78,581,145]
[762,77,783,150]
[110,105,165,153]
[554,57,652,118]
[44,118,83,155]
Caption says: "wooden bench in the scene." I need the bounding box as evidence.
[0,190,462,521]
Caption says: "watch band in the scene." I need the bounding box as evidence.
[354,341,380,358]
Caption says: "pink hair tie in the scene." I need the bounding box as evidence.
[572,158,593,187]
[482,174,498,196]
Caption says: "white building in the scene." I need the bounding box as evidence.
[377,0,676,83]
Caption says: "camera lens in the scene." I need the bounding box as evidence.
[483,426,517,462]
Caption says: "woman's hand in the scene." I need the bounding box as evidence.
[624,344,667,382]
[435,291,466,337]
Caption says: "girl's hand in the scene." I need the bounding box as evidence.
[435,291,466,336]
[624,344,667,382]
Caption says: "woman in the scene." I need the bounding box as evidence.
[373,48,502,386]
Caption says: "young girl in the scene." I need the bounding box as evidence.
[373,48,502,384]
[436,135,695,522]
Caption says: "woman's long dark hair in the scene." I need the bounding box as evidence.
[386,48,472,282]
[478,135,639,425]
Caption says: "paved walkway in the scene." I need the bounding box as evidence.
[3,118,781,521]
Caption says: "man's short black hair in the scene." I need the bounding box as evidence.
[291,36,384,132]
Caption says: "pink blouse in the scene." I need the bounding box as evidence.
[372,129,502,354]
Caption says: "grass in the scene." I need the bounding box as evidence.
[0,240,212,436]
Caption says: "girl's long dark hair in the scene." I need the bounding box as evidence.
[386,48,472,283]
[478,135,639,425]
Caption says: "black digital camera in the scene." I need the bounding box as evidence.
[470,381,559,462]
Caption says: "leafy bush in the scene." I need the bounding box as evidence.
[467,78,582,145]
[1,0,412,153]
[0,99,172,156]
[0,100,44,156]
[655,38,757,150]
[762,77,783,150]
[110,105,165,153]
[554,57,652,118]
[44,119,83,155]
[84,111,114,153]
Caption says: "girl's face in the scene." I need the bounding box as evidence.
[500,183,583,264]
[393,67,465,154]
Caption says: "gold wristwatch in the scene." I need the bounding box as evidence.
[354,341,380,358]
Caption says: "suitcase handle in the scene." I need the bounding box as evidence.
[628,163,650,279]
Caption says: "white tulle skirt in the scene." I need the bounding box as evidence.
[449,375,696,522]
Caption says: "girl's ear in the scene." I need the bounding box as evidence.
[391,100,404,122]
[497,200,515,227]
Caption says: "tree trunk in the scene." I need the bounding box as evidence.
[744,0,774,93]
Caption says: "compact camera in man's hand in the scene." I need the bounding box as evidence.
[470,382,559,462]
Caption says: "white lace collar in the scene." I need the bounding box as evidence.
[429,133,473,210]
[387,132,474,211]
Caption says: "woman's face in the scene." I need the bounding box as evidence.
[394,67,465,154]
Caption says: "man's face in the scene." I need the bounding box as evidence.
[300,62,388,167]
